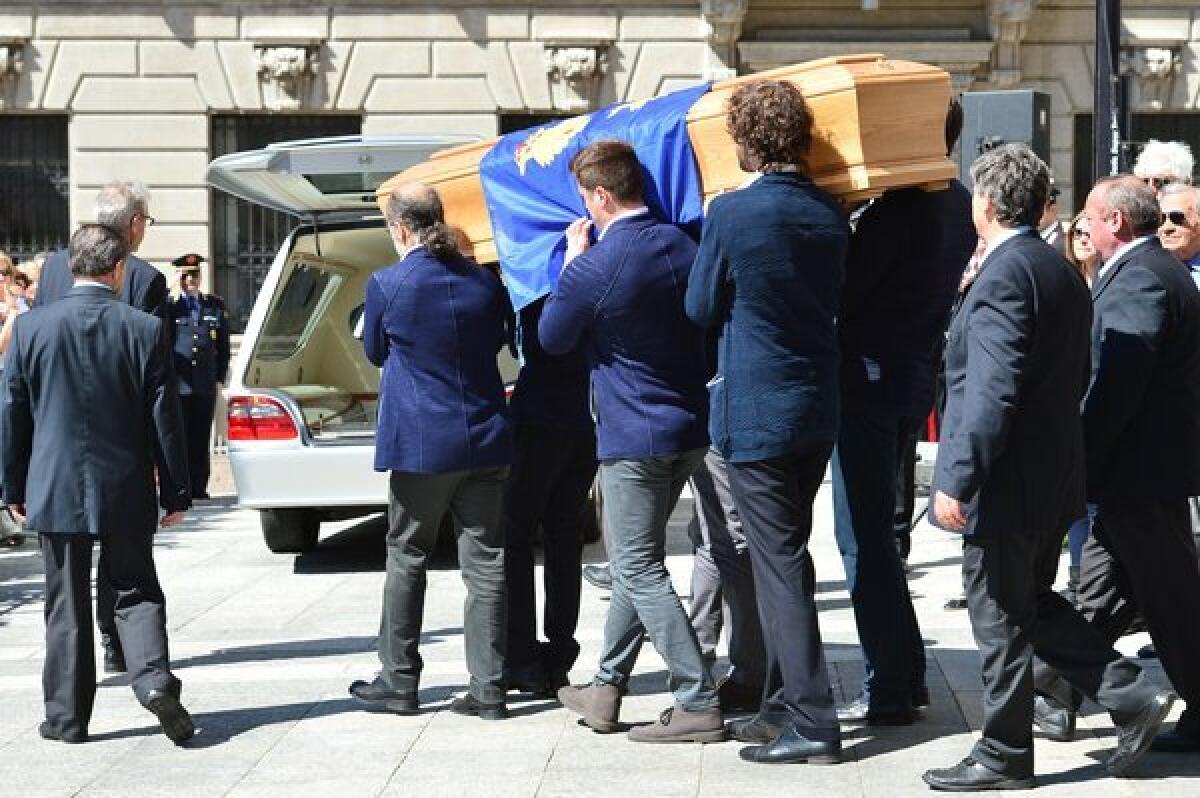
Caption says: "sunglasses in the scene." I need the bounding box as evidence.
[1144,176,1173,190]
[1071,228,1091,239]
[1161,210,1191,227]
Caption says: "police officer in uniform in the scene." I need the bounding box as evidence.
[170,254,230,500]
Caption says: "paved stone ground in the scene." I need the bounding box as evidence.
[1,460,1198,797]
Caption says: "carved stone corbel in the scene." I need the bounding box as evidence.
[543,42,609,113]
[987,0,1035,88]
[702,0,748,81]
[255,44,320,112]
[1121,44,1182,111]
[0,40,25,108]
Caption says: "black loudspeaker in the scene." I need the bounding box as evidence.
[959,90,1052,189]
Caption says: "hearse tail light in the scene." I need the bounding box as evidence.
[227,395,299,441]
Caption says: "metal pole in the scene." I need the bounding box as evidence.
[1094,0,1122,180]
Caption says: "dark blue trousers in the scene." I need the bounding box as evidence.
[831,399,926,710]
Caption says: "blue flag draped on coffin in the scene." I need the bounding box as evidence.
[479,83,711,312]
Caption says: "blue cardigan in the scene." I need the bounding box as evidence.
[364,246,513,474]
[539,213,709,461]
[686,172,848,462]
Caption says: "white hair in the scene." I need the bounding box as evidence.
[1160,181,1200,206]
[94,180,150,231]
[1133,139,1194,183]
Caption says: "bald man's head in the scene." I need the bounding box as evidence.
[383,181,458,260]
[1085,175,1162,259]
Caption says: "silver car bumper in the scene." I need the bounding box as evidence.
[229,439,388,509]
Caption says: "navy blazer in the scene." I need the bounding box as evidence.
[839,181,976,417]
[507,297,593,432]
[1085,238,1200,503]
[364,246,512,474]
[539,213,709,461]
[171,293,231,397]
[933,231,1092,537]
[37,249,171,323]
[1,285,191,535]
[686,172,848,462]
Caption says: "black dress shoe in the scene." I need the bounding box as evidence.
[1108,691,1176,775]
[103,644,127,675]
[717,677,761,714]
[450,693,509,720]
[738,725,841,764]
[922,757,1034,791]
[1151,727,1200,753]
[1137,644,1158,659]
[911,685,931,709]
[582,564,613,591]
[144,689,195,744]
[836,693,914,726]
[349,675,419,714]
[726,715,782,743]
[1033,694,1076,742]
[505,664,552,699]
[38,721,87,744]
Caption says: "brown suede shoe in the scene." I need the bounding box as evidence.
[627,705,726,744]
[558,683,621,733]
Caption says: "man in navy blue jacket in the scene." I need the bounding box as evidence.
[925,149,1171,790]
[686,80,847,765]
[350,183,513,720]
[830,100,977,728]
[543,140,721,743]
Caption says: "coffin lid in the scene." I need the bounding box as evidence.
[206,134,479,218]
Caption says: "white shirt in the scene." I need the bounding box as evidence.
[72,278,114,292]
[980,226,1029,265]
[1096,235,1155,283]
[597,206,650,240]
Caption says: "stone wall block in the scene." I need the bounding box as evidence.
[597,41,640,105]
[136,224,211,263]
[365,77,494,113]
[619,11,706,41]
[43,41,136,110]
[1024,9,1094,44]
[70,149,209,187]
[72,187,209,227]
[532,13,619,41]
[337,42,430,110]
[487,11,529,40]
[625,42,703,102]
[1121,11,1190,43]
[36,11,176,39]
[315,41,354,110]
[71,114,208,151]
[71,76,206,113]
[508,40,552,110]
[435,41,488,76]
[217,41,263,110]
[362,113,498,139]
[484,43,523,109]
[332,12,472,40]
[0,8,34,39]
[141,41,234,109]
[241,13,331,42]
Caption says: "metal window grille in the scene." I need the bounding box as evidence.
[0,115,69,262]
[209,114,362,332]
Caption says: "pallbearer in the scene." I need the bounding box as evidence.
[170,254,230,501]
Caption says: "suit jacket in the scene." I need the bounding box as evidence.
[686,172,846,463]
[171,292,231,396]
[933,230,1092,536]
[540,212,709,461]
[364,246,512,474]
[36,249,171,322]
[838,181,977,418]
[1084,237,1200,503]
[1,285,191,535]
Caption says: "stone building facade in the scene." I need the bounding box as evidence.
[1,1,1198,316]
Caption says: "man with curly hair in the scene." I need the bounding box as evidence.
[686,79,848,765]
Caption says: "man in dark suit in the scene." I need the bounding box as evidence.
[169,253,230,501]
[830,99,977,728]
[686,80,846,765]
[545,140,721,743]
[33,180,173,675]
[1038,182,1067,255]
[924,146,1172,791]
[1,224,193,745]
[1034,176,1200,754]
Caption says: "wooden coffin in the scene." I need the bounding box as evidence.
[377,53,957,265]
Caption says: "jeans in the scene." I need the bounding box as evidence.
[381,467,509,703]
[831,401,926,709]
[594,448,717,711]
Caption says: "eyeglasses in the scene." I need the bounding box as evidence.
[1071,228,1091,239]
[1161,210,1191,227]
[1144,176,1173,190]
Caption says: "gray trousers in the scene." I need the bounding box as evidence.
[686,448,766,690]
[380,467,508,703]
[595,448,718,711]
